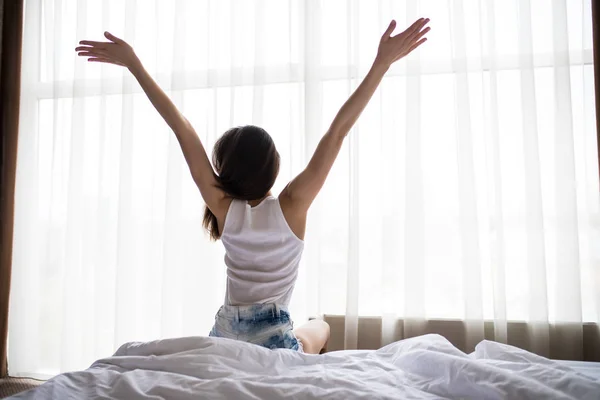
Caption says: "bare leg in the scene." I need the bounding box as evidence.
[293,319,330,354]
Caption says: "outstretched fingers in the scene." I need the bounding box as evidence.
[381,19,397,42]
[406,19,429,37]
[76,44,109,57]
[88,58,125,66]
[104,31,125,44]
[76,47,108,58]
[75,45,106,52]
[407,37,428,54]
[402,17,427,38]
[75,46,121,66]
[75,32,133,68]
[78,40,109,48]
[410,25,431,43]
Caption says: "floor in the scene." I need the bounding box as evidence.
[0,377,44,399]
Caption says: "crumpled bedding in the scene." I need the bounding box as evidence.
[11,334,600,399]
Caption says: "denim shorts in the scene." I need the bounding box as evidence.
[209,303,303,352]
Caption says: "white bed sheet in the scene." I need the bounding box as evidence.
[557,360,600,381]
[10,334,600,400]
[316,350,600,382]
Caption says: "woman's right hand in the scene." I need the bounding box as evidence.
[374,18,430,69]
[76,31,141,70]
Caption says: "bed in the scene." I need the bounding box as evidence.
[559,360,600,381]
[8,334,600,399]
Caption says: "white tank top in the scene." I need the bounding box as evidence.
[220,196,304,307]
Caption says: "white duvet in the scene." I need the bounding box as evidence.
[11,334,600,399]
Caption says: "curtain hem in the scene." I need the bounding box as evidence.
[322,315,600,361]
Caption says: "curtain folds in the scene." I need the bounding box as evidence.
[594,0,600,185]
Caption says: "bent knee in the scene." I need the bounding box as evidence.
[316,319,330,340]
[295,319,331,354]
[312,319,330,350]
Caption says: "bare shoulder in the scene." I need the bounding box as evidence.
[278,187,308,241]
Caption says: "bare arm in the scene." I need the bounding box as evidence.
[76,32,227,217]
[282,18,430,213]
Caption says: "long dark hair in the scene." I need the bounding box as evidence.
[203,125,280,240]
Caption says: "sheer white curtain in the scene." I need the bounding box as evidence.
[9,0,599,377]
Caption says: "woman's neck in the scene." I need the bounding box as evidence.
[247,192,272,208]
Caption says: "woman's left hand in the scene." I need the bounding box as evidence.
[76,31,141,70]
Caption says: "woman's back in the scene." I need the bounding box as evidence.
[221,196,304,307]
[76,17,430,353]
